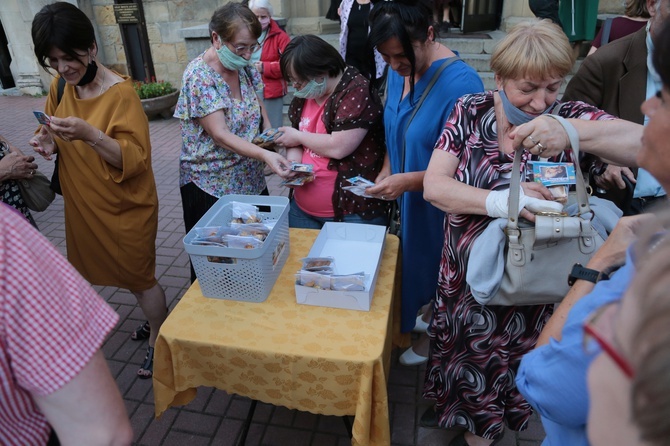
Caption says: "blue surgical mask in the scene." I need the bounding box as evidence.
[215,38,250,70]
[498,88,556,126]
[293,77,327,99]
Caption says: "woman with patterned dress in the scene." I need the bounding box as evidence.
[275,35,389,228]
[175,3,292,281]
[422,21,617,446]
[0,135,38,227]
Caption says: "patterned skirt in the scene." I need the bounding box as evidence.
[423,288,553,440]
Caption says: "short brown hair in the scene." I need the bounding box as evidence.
[490,20,574,81]
[209,2,261,44]
[624,0,650,19]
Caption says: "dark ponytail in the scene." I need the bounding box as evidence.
[368,0,434,104]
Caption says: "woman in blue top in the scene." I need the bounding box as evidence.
[366,0,483,363]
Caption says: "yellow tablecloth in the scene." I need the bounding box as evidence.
[154,229,399,446]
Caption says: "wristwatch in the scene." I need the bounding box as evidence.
[568,263,610,286]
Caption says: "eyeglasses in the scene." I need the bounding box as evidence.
[227,42,260,56]
[288,76,324,90]
[583,302,635,379]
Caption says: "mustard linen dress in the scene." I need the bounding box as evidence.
[44,76,158,290]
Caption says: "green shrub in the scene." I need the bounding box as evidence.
[133,79,176,99]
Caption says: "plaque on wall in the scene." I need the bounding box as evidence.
[113,4,140,24]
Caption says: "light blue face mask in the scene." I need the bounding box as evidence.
[293,77,327,99]
[499,88,556,126]
[215,38,250,70]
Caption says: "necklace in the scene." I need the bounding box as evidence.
[99,67,106,95]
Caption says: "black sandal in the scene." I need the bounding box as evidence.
[130,321,151,341]
[138,346,154,379]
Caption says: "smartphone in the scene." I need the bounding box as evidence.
[33,111,51,126]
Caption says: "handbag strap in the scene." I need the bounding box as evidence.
[399,56,461,174]
[507,115,592,231]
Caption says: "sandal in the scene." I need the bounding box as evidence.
[137,346,154,379]
[130,321,151,341]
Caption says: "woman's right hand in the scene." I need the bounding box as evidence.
[263,151,293,178]
[29,126,58,160]
[365,173,406,202]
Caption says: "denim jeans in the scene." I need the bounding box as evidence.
[288,199,388,229]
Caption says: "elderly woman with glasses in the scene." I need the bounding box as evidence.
[175,2,292,282]
[275,34,389,229]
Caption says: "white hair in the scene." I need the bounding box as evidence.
[248,0,273,17]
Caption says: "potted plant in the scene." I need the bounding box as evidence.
[133,78,179,119]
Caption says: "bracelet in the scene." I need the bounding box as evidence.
[89,129,104,147]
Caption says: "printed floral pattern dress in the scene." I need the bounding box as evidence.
[423,91,615,440]
[175,55,266,197]
[0,147,35,227]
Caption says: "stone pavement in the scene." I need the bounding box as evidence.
[0,93,545,446]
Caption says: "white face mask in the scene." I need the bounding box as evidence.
[293,77,327,99]
[259,17,271,30]
[215,37,250,70]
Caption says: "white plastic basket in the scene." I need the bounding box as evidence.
[183,195,290,302]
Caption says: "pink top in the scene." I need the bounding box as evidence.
[0,203,119,445]
[294,99,338,217]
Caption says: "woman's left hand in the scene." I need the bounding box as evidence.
[263,151,293,178]
[48,116,95,143]
[275,127,302,148]
[510,115,570,158]
[0,149,38,181]
[520,181,554,201]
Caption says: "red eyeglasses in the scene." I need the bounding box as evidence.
[583,302,635,379]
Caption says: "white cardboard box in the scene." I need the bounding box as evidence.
[295,222,386,311]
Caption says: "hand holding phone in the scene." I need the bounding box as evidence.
[33,111,51,126]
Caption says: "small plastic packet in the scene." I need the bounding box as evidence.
[194,226,221,238]
[291,162,314,173]
[224,234,264,249]
[233,223,271,241]
[330,272,367,291]
[252,128,283,149]
[343,176,375,198]
[346,176,375,187]
[547,185,569,204]
[190,237,228,247]
[301,256,335,273]
[231,201,262,224]
[191,226,226,245]
[296,270,332,289]
[280,174,315,187]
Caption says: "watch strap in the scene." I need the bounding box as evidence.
[568,263,609,286]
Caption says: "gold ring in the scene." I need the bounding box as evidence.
[30,170,34,175]
[536,142,546,154]
[381,195,386,200]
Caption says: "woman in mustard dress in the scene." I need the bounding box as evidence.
[29,2,166,379]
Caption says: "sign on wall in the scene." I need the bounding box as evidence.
[113,4,140,24]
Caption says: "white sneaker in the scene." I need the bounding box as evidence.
[412,314,430,333]
[399,346,428,366]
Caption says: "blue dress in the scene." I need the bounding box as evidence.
[516,250,636,445]
[384,57,483,332]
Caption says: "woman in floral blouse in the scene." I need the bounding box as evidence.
[175,2,292,281]
[276,34,389,228]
